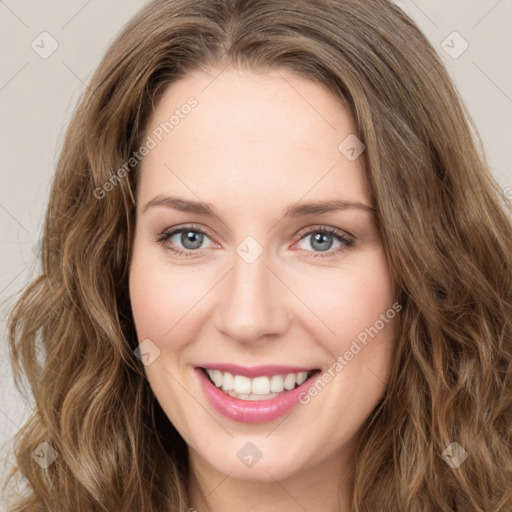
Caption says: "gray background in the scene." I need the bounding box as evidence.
[1,0,511,498]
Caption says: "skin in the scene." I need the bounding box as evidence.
[129,66,398,512]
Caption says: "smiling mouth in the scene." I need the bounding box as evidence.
[200,367,320,401]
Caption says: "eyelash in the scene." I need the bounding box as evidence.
[155,223,354,258]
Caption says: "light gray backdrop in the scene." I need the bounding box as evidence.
[1,0,511,499]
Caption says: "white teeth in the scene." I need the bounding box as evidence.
[296,372,308,385]
[233,375,252,394]
[284,373,296,390]
[252,376,270,395]
[270,375,285,393]
[212,370,223,387]
[204,369,313,399]
[222,371,234,391]
[227,390,280,401]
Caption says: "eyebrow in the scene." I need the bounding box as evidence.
[141,194,376,218]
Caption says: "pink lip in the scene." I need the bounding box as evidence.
[197,363,315,378]
[196,367,320,424]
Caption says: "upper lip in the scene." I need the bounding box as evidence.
[197,363,318,378]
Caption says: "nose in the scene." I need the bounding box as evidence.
[214,248,291,344]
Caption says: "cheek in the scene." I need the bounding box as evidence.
[129,248,185,341]
[293,249,395,350]
[129,267,168,339]
[129,246,216,352]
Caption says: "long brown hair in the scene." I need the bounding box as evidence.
[4,0,512,510]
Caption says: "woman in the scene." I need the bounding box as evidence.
[5,0,512,510]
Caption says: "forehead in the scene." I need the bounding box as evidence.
[137,67,371,211]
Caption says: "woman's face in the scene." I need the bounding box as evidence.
[129,67,398,484]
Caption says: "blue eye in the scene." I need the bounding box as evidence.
[295,227,354,256]
[156,224,354,258]
[156,224,213,257]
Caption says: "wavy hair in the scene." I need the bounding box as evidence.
[4,0,512,510]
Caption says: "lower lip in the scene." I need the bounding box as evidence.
[196,368,320,424]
